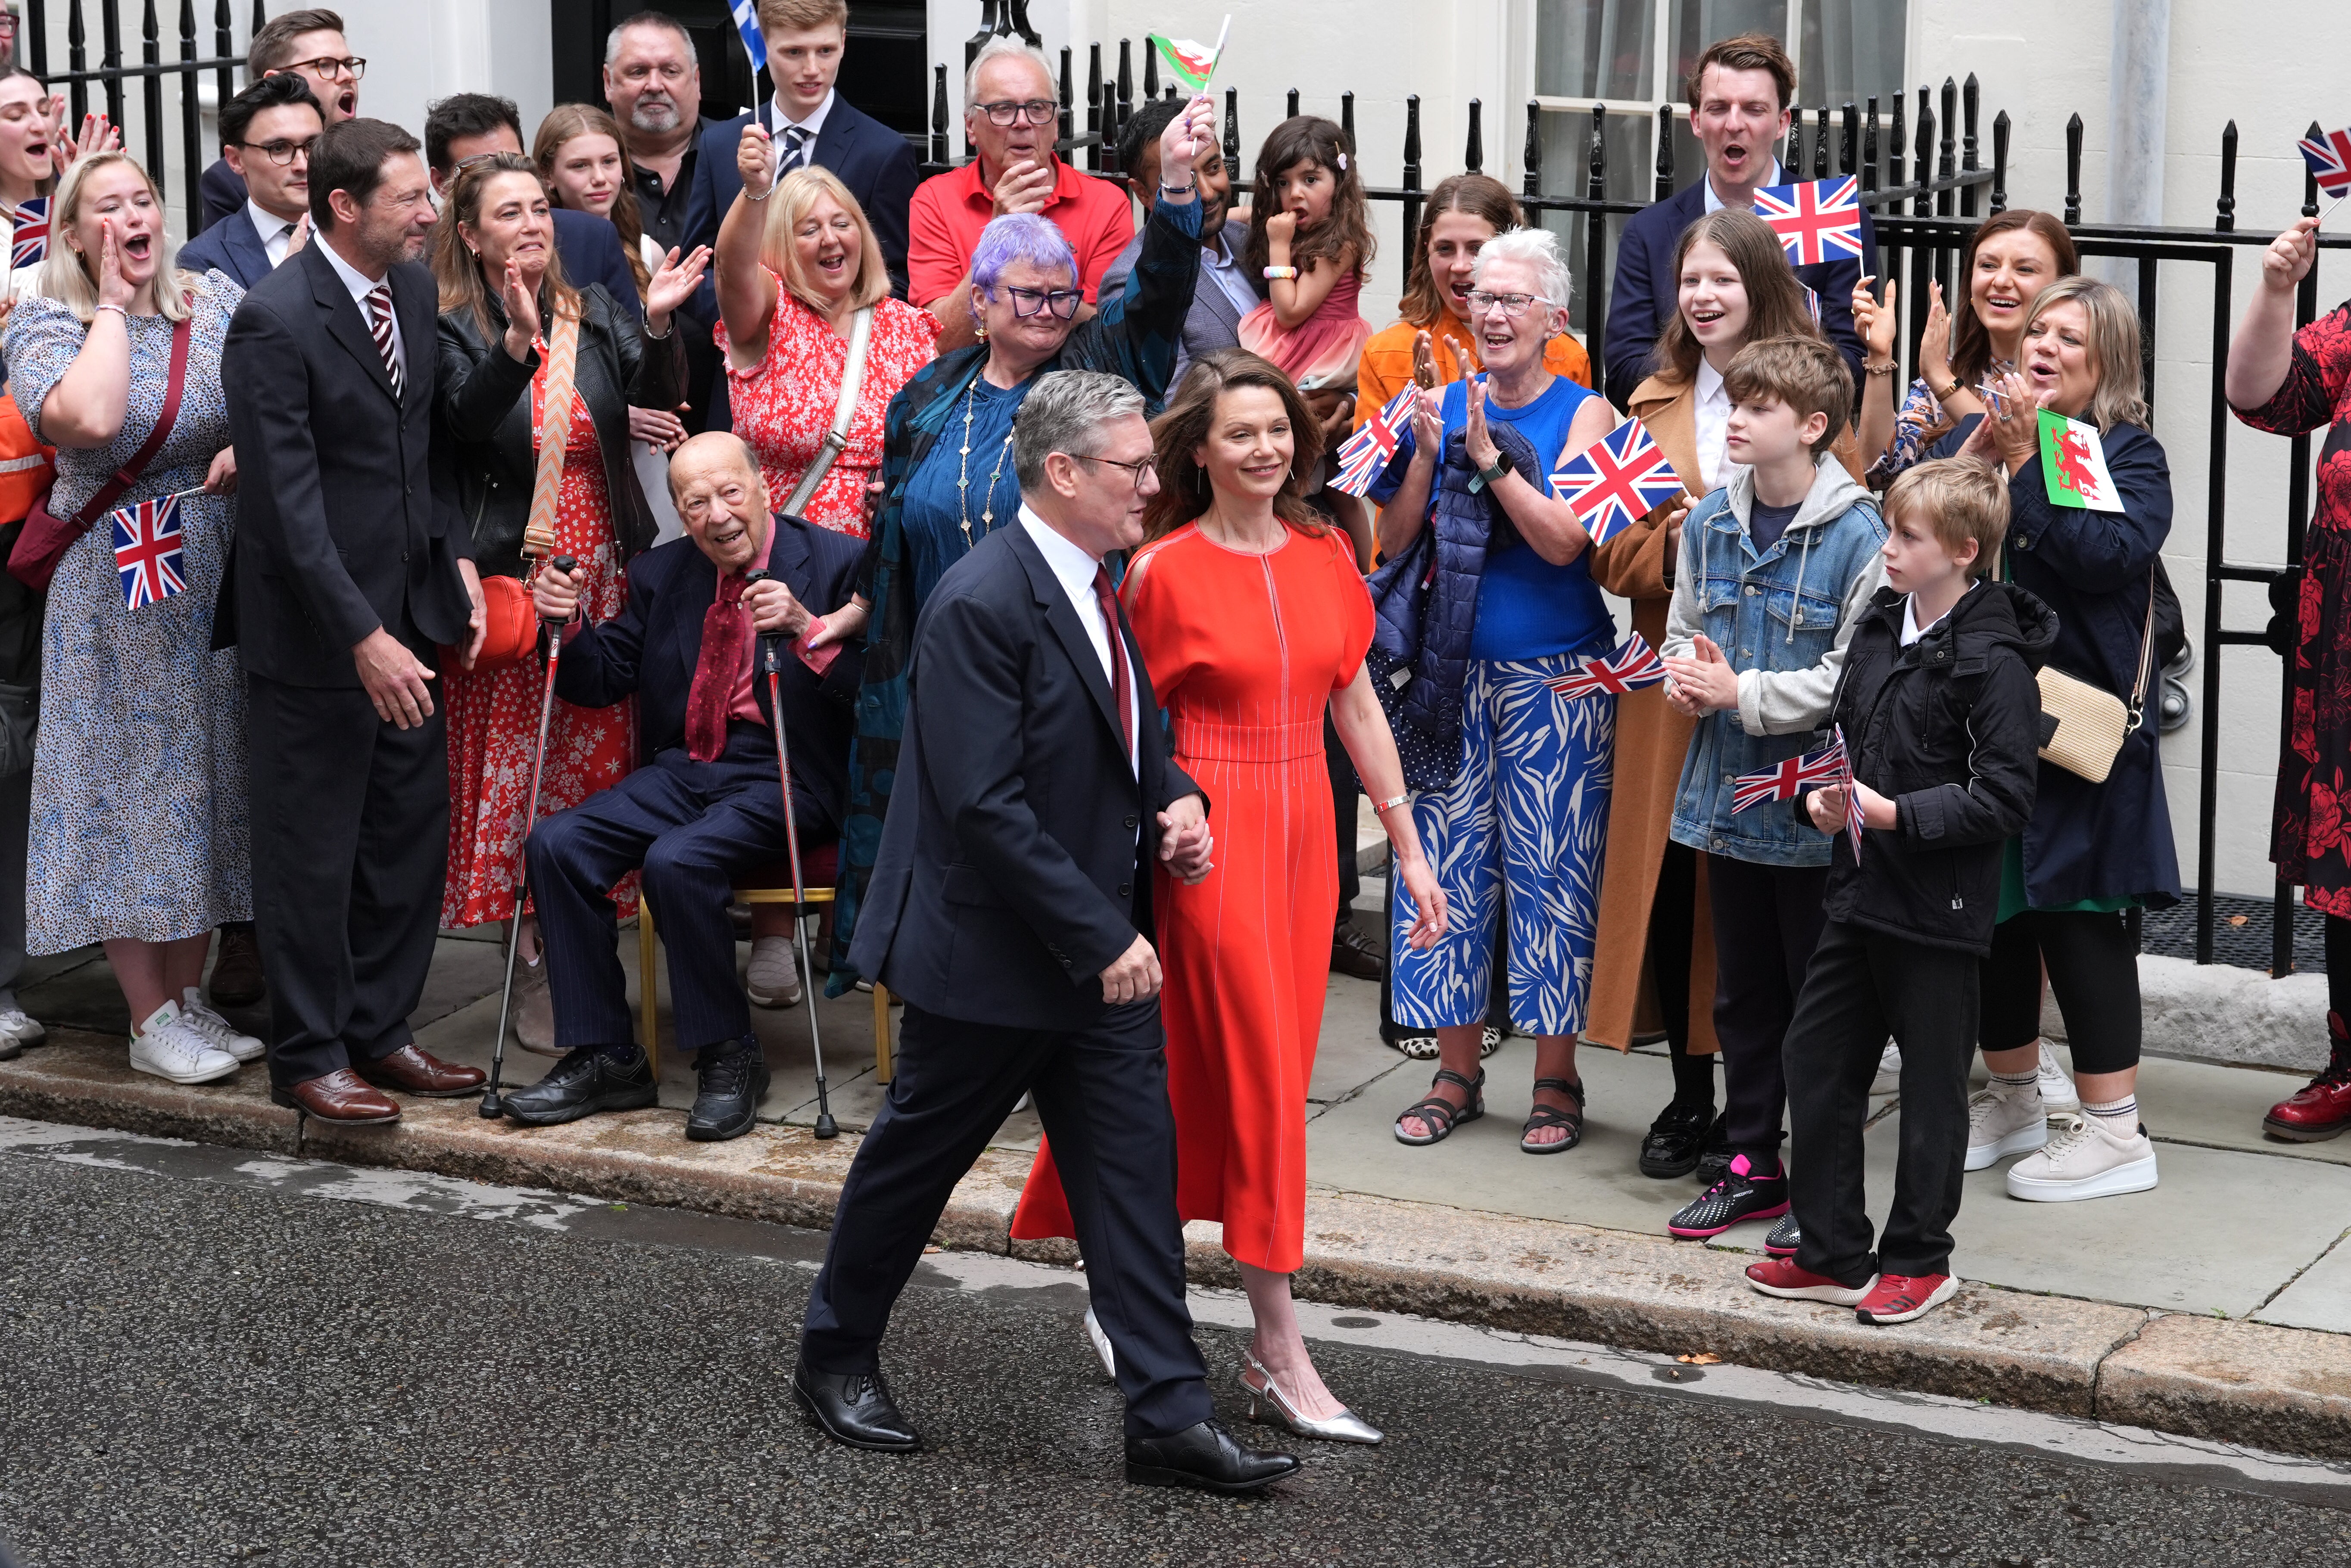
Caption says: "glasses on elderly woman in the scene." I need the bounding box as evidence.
[1465,289,1553,319]
[978,98,1057,128]
[1003,284,1082,319]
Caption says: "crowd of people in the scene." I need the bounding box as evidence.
[0,2,2342,1490]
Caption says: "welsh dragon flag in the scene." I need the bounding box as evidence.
[1147,16,1229,93]
[2037,409,2123,513]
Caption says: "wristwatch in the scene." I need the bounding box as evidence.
[1469,450,1513,493]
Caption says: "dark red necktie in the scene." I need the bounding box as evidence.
[1092,566,1133,766]
[685,571,749,762]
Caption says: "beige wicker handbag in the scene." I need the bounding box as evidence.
[2034,565,2156,784]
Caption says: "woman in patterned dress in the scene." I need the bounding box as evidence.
[6,151,257,1083]
[430,153,700,1050]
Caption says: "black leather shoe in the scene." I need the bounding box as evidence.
[1693,1110,1734,1187]
[1124,1418,1300,1493]
[1639,1100,1715,1179]
[792,1361,920,1453]
[1330,922,1386,980]
[502,1044,659,1126]
[686,1043,769,1142]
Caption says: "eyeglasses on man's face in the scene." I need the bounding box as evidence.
[1002,284,1081,320]
[976,98,1057,128]
[1465,289,1552,319]
[1075,453,1157,490]
[239,135,318,166]
[290,54,366,81]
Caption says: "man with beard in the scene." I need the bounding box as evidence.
[602,10,720,431]
[217,118,486,1126]
[196,8,362,232]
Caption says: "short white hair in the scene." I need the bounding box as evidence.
[1472,227,1573,312]
[604,11,693,67]
[965,36,1054,111]
[1012,371,1145,491]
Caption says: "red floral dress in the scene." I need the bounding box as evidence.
[723,278,939,536]
[442,356,639,927]
[2236,301,2351,915]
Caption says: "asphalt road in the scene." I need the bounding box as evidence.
[2,1120,2348,1568]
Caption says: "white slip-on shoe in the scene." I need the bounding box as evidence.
[180,987,263,1063]
[1871,1042,1902,1095]
[2006,1113,2158,1202]
[128,1001,239,1085]
[1082,1307,1116,1381]
[2036,1039,2081,1114]
[745,935,804,1008]
[1964,1083,2047,1171]
[0,1008,46,1049]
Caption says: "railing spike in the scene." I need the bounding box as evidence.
[1464,97,1482,175]
[2064,112,2084,226]
[2216,119,2238,233]
[1522,99,1543,202]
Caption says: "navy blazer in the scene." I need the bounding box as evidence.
[554,514,866,828]
[680,95,920,300]
[178,203,274,289]
[1601,174,1874,410]
[198,156,246,233]
[847,522,1203,1032]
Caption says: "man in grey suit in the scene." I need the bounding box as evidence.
[1098,98,1251,397]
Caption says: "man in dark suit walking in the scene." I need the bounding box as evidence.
[1600,32,1874,409]
[219,118,487,1126]
[794,371,1298,1495]
[180,75,326,291]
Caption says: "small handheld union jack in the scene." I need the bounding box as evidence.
[9,197,47,271]
[1752,176,1866,267]
[1331,386,1417,497]
[1549,415,1682,548]
[111,492,185,610]
[1546,634,1667,700]
[1837,723,1866,858]
[2299,126,2351,201]
[1730,737,1848,813]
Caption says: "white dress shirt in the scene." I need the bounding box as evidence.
[770,87,837,177]
[245,197,299,268]
[1018,504,1138,775]
[1694,356,1734,492]
[1702,159,1784,213]
[316,233,404,378]
[1900,581,1974,647]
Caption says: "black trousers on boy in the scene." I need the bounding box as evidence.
[1704,853,1830,1157]
[1783,920,1980,1285]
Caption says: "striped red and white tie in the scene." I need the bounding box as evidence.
[365,282,402,398]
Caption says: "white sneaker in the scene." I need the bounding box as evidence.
[179,987,263,1063]
[745,935,804,1008]
[2036,1039,2080,1113]
[1964,1083,2047,1170]
[0,1008,46,1049]
[128,1001,239,1085]
[2007,1112,2158,1201]
[1871,1042,1902,1094]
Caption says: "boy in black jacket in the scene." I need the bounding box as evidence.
[1745,457,2055,1325]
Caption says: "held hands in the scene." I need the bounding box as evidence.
[1662,633,1740,716]
[737,121,776,198]
[1852,274,1899,360]
[1463,376,1498,470]
[2262,215,2322,294]
[629,404,688,453]
[645,244,712,328]
[500,257,539,363]
[1158,791,1214,885]
[1100,932,1163,1005]
[352,626,438,728]
[532,559,581,624]
[1806,779,1896,835]
[1396,854,1449,950]
[1158,93,1214,180]
[744,575,812,639]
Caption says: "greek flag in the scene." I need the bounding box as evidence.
[731,0,767,73]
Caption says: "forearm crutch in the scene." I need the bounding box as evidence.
[745,569,838,1139]
[480,553,577,1120]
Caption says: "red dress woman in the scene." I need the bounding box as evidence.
[1012,351,1445,1444]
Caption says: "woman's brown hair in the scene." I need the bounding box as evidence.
[1142,348,1331,541]
[1947,208,2077,385]
[1240,115,1375,295]
[432,153,581,345]
[1647,207,1824,385]
[1395,172,1522,327]
[533,103,651,299]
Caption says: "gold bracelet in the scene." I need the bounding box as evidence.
[1863,359,1897,377]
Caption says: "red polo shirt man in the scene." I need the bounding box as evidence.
[908,37,1134,350]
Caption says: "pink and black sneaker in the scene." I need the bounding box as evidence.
[1855,1272,1959,1325]
[1667,1152,1789,1239]
[1763,1212,1800,1257]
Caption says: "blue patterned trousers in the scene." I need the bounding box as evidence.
[1391,653,1615,1036]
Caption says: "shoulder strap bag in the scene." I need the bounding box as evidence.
[6,312,192,593]
[783,305,875,518]
[2034,563,2157,784]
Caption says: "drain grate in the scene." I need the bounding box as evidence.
[2137,893,2328,974]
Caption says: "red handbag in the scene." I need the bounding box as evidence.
[463,571,544,670]
[6,314,192,593]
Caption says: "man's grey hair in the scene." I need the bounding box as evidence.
[1472,227,1573,313]
[964,35,1054,112]
[605,9,695,67]
[1013,371,1145,492]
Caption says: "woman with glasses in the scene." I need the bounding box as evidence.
[1366,228,1619,1156]
[817,96,1212,987]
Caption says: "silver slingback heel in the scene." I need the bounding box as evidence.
[1241,1350,1383,1445]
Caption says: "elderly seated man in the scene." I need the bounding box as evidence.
[505,432,864,1142]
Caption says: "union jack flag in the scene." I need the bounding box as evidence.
[111,492,184,610]
[1548,415,1682,547]
[1799,283,1822,329]
[1331,385,1417,497]
[9,198,47,270]
[1546,634,1667,700]
[1837,724,1866,859]
[2299,126,2351,199]
[1752,176,1867,267]
[1730,737,1848,813]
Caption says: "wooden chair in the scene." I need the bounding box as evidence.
[635,838,894,1086]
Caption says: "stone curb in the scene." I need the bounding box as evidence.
[5,1032,2348,1459]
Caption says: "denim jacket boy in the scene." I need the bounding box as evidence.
[1663,458,1888,866]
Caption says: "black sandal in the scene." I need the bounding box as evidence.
[1394,1067,1485,1146]
[1520,1077,1587,1154]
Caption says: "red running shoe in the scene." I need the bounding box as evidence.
[1855,1272,1958,1325]
[2264,1011,2351,1143]
[1744,1256,1874,1305]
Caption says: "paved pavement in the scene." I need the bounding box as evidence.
[3,1120,2348,1568]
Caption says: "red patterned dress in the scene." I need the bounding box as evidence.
[442,359,639,928]
[2236,302,2351,915]
[723,278,939,535]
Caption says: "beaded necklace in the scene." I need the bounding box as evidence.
[956,375,1017,548]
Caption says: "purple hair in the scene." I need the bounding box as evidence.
[969,212,1078,297]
